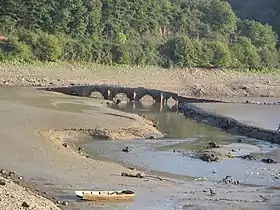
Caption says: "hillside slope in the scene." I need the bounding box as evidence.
[228,0,280,36]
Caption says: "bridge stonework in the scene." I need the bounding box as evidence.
[43,84,222,104]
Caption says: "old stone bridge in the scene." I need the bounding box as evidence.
[42,84,222,104]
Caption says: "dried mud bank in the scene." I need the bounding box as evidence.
[1,63,280,99]
[41,115,163,143]
[180,103,280,143]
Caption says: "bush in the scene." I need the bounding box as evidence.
[230,36,261,68]
[159,36,198,68]
[34,33,62,61]
[205,41,232,67]
[0,37,33,61]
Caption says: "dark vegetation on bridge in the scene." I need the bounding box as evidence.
[0,0,280,70]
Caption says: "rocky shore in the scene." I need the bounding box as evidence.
[0,169,60,210]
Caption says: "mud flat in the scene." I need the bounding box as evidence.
[1,87,280,209]
[181,102,280,144]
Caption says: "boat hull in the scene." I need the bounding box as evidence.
[75,190,135,201]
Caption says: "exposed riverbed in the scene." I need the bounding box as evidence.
[83,102,280,187]
[1,87,280,210]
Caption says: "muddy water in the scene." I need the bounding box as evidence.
[83,102,280,187]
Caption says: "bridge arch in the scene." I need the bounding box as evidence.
[137,93,155,102]
[88,88,106,99]
[113,92,129,102]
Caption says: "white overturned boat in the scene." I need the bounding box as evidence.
[75,190,135,201]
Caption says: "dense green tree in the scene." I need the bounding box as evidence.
[237,19,278,49]
[228,0,280,38]
[205,41,232,67]
[230,36,261,68]
[0,0,279,69]
[203,0,237,37]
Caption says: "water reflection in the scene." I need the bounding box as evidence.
[109,102,178,113]
[110,102,230,140]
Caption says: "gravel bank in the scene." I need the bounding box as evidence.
[1,62,280,99]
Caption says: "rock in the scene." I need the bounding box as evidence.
[218,175,240,185]
[0,169,7,175]
[62,143,69,148]
[239,154,256,160]
[0,179,6,186]
[199,152,219,162]
[122,146,131,153]
[61,201,68,206]
[22,201,30,208]
[115,99,121,105]
[146,136,156,140]
[78,147,83,154]
[8,171,16,177]
[207,142,219,149]
[262,158,277,164]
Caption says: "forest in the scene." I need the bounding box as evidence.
[0,0,279,69]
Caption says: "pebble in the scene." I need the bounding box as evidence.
[62,143,69,148]
[61,201,68,206]
[22,201,30,208]
[0,179,6,186]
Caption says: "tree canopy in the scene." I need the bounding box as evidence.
[0,0,279,69]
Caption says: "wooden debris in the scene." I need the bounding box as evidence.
[121,172,165,182]
[121,172,144,178]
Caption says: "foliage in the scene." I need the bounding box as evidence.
[230,36,261,68]
[0,0,279,70]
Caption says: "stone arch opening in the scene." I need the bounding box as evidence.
[113,93,128,103]
[89,90,104,99]
[139,93,155,104]
[166,96,177,106]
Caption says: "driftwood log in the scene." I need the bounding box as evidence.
[121,172,164,181]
